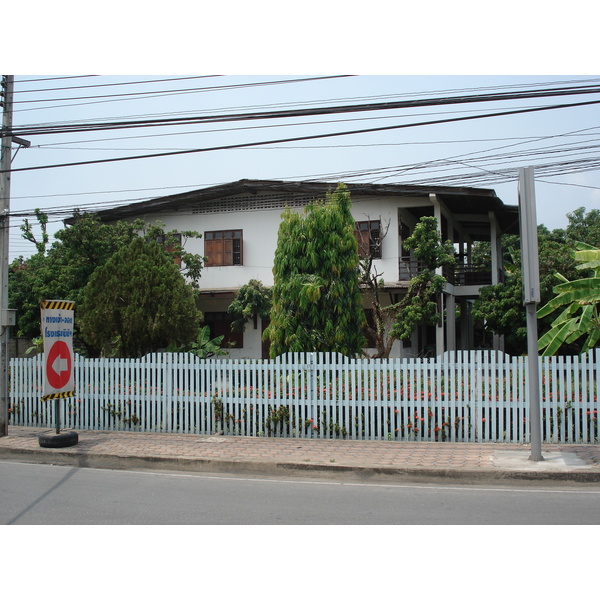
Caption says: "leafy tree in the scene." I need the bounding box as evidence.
[265,183,366,357]
[565,207,600,246]
[389,217,455,344]
[80,236,201,357]
[472,225,580,355]
[9,211,203,356]
[537,242,600,355]
[472,208,600,356]
[227,279,272,333]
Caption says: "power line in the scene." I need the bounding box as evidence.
[7,151,600,224]
[10,83,600,137]
[14,76,99,84]
[5,99,600,174]
[25,104,563,149]
[13,75,350,103]
[13,128,600,200]
[13,76,222,94]
[12,76,355,112]
[18,77,600,131]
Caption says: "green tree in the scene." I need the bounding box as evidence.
[390,216,455,344]
[9,211,203,356]
[565,207,600,246]
[265,183,366,357]
[80,236,201,357]
[472,225,580,355]
[537,242,600,355]
[227,279,272,333]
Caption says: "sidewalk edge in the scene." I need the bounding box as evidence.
[2,447,600,484]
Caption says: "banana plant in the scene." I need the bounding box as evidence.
[537,242,600,355]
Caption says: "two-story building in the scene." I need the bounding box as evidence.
[91,179,520,359]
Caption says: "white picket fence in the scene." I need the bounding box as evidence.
[8,349,600,443]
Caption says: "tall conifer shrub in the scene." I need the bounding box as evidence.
[265,184,366,357]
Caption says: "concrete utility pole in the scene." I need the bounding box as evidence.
[518,166,544,462]
[0,75,14,437]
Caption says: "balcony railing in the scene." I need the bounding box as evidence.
[398,258,492,287]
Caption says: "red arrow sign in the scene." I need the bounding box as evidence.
[46,340,72,390]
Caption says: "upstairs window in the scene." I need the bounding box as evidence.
[157,233,182,266]
[355,220,381,259]
[204,230,243,266]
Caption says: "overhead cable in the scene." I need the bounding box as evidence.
[9,83,600,137]
[11,76,355,112]
[5,99,600,174]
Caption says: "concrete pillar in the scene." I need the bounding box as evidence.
[489,211,500,285]
[446,294,456,352]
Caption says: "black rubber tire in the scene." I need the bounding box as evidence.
[38,430,79,448]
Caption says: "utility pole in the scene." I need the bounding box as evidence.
[0,75,15,437]
[518,166,544,462]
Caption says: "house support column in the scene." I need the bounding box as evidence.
[493,332,505,353]
[430,194,445,356]
[489,211,504,353]
[460,300,474,350]
[436,293,445,356]
[489,211,500,286]
[446,293,456,353]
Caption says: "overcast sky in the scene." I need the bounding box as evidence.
[4,3,600,262]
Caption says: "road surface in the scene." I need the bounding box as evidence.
[2,460,599,525]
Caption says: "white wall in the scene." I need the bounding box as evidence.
[141,195,407,292]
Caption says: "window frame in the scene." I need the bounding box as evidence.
[157,233,182,266]
[355,220,382,259]
[204,229,243,266]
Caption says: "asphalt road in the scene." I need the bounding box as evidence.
[2,460,600,525]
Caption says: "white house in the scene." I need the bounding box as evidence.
[92,179,519,359]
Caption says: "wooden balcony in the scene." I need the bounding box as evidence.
[398,259,492,286]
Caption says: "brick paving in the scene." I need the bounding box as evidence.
[1,426,600,482]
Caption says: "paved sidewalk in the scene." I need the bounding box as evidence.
[1,426,600,484]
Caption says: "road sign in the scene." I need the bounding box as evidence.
[46,340,72,389]
[41,300,75,401]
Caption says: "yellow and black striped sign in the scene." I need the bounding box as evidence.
[41,300,75,311]
[41,391,75,402]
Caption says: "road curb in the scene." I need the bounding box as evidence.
[3,447,600,485]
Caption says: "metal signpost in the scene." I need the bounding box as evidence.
[40,299,78,447]
[518,167,544,461]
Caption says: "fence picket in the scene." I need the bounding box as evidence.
[8,350,599,444]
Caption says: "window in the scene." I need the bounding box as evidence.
[157,233,182,266]
[204,230,243,266]
[203,312,243,348]
[355,221,381,259]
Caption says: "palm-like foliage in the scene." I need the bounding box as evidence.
[537,242,600,355]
